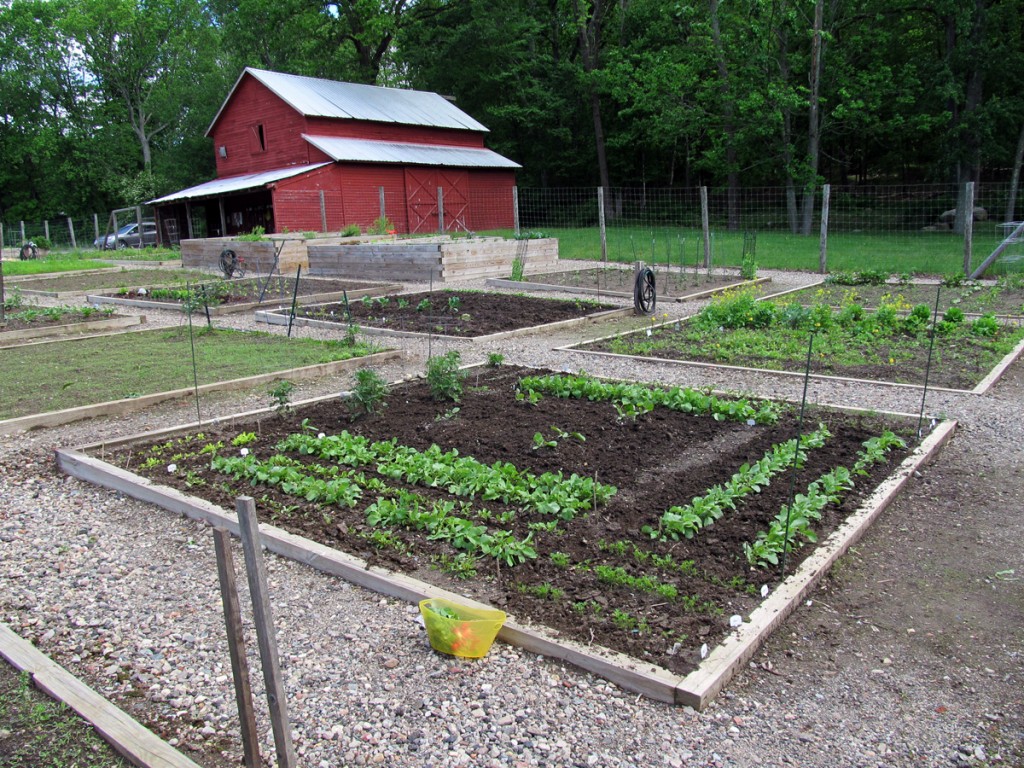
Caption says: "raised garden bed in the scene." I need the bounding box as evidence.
[88,277,401,316]
[264,290,626,340]
[577,290,1024,392]
[57,366,951,705]
[5,268,213,297]
[307,237,560,283]
[489,267,767,302]
[0,328,391,432]
[782,276,1024,317]
[0,306,144,345]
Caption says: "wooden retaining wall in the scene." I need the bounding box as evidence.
[180,234,393,275]
[307,237,560,283]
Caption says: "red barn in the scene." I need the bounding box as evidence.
[151,68,520,242]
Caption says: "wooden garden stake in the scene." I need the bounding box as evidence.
[236,497,297,768]
[213,527,261,768]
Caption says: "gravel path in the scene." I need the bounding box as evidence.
[1,268,1021,768]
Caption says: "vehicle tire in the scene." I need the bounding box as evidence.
[19,243,37,260]
[116,239,128,250]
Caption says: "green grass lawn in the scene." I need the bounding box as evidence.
[1,247,177,277]
[0,328,381,420]
[482,227,1014,276]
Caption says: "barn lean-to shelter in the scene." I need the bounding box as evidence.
[150,68,520,243]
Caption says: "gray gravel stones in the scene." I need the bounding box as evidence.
[2,267,1022,767]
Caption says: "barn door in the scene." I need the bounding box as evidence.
[438,171,469,233]
[405,169,470,234]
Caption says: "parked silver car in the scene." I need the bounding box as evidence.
[94,220,158,250]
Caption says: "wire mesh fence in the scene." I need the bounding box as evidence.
[514,182,1023,275]
[4,182,1022,274]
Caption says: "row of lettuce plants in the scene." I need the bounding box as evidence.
[642,424,833,541]
[515,373,782,424]
[210,452,538,566]
[743,431,907,567]
[365,491,537,566]
[278,431,616,518]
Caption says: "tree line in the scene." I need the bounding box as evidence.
[2,0,1022,226]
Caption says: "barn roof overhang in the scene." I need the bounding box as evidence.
[148,164,330,205]
[302,135,521,169]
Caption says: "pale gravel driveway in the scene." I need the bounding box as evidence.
[1,268,1021,767]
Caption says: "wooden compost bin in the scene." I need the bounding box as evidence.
[307,237,559,283]
[180,234,391,275]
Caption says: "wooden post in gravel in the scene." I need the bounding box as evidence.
[236,497,297,768]
[213,527,262,768]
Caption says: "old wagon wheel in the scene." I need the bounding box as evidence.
[633,266,656,315]
[219,248,241,278]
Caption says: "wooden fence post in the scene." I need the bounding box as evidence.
[379,186,386,220]
[319,190,327,232]
[700,187,711,269]
[512,186,520,236]
[818,183,831,274]
[963,181,974,276]
[598,187,608,263]
[437,187,445,233]
[213,528,262,768]
[68,217,77,249]
[235,497,297,768]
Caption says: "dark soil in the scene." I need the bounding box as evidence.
[524,267,749,297]
[784,280,1024,316]
[295,291,617,336]
[112,277,380,306]
[112,366,917,677]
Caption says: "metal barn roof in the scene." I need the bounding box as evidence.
[148,164,329,205]
[207,68,490,136]
[302,135,520,169]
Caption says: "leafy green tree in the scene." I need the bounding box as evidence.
[66,0,226,202]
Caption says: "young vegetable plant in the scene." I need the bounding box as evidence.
[349,368,389,419]
[268,380,296,415]
[426,350,466,402]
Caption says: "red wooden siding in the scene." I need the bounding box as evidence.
[468,171,516,230]
[304,117,486,148]
[210,76,313,176]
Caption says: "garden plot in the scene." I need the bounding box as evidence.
[6,268,214,297]
[88,277,401,315]
[56,365,951,706]
[780,274,1024,318]
[0,300,144,346]
[577,289,1024,392]
[0,328,392,433]
[487,266,767,302]
[260,290,627,340]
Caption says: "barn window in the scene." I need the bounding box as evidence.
[250,123,266,153]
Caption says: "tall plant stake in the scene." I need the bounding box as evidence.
[781,332,815,578]
[917,285,942,437]
[186,282,202,426]
[286,266,302,338]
